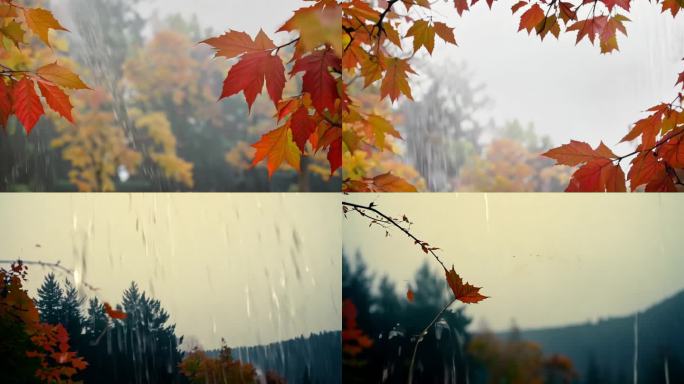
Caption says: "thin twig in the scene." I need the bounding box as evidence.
[342,201,447,271]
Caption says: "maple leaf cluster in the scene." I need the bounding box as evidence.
[0,262,88,383]
[341,0,459,192]
[512,0,631,54]
[544,68,684,191]
[0,0,89,134]
[27,322,89,382]
[338,0,682,191]
[202,1,342,177]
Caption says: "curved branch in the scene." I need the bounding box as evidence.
[342,201,447,271]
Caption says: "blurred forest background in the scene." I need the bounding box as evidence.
[1,269,339,383]
[0,0,339,192]
[397,61,572,192]
[343,251,684,384]
[342,58,574,192]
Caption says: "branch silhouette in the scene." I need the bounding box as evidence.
[343,200,485,383]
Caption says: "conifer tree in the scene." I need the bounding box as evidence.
[60,279,85,348]
[36,273,63,325]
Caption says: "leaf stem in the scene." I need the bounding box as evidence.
[615,129,684,164]
[274,38,299,54]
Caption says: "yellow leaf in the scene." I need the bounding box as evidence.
[37,62,90,90]
[0,20,25,46]
[406,20,435,54]
[367,114,401,148]
[371,172,417,192]
[23,8,68,47]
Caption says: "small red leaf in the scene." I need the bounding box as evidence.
[12,77,44,134]
[104,302,127,320]
[291,49,340,114]
[518,4,545,33]
[290,107,315,152]
[220,51,285,109]
[37,80,74,123]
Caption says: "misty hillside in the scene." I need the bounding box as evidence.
[514,290,684,383]
[212,331,341,384]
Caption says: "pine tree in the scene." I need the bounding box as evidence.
[118,282,182,383]
[61,279,85,348]
[36,273,63,325]
[85,297,108,340]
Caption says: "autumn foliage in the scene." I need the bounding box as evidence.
[0,0,89,134]
[544,91,684,191]
[0,261,87,383]
[3,0,681,190]
[340,0,683,191]
[342,298,374,357]
[201,0,682,191]
[469,329,578,384]
[179,341,258,384]
[202,2,342,177]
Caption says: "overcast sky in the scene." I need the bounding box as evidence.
[428,1,684,153]
[343,193,684,332]
[0,193,340,350]
[138,0,305,38]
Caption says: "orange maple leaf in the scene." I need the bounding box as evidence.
[444,266,488,304]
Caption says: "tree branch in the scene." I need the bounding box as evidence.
[342,201,447,271]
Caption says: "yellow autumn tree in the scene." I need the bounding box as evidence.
[51,88,141,191]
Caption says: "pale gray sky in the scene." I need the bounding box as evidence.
[138,0,305,39]
[0,193,340,350]
[416,2,684,154]
[343,193,684,332]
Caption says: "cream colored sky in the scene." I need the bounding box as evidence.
[0,193,341,349]
[343,193,684,332]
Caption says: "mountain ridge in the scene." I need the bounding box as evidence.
[501,289,684,383]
